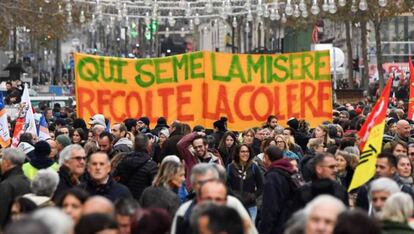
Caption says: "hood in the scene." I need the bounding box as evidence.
[23,194,51,206]
[268,158,295,174]
[114,137,133,149]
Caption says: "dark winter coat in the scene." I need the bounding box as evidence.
[78,175,131,202]
[140,186,181,217]
[259,158,296,234]
[114,150,158,200]
[53,165,80,202]
[0,167,31,227]
[227,162,263,208]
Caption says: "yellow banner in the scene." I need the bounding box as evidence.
[348,121,385,192]
[75,51,332,131]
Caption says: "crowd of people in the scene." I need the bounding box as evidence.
[2,97,414,234]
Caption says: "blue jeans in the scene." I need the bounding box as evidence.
[248,206,257,223]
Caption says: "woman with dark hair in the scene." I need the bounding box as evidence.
[314,124,335,148]
[218,131,239,166]
[72,128,86,146]
[10,197,38,221]
[227,144,263,222]
[139,160,184,217]
[57,188,90,224]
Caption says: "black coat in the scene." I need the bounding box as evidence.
[227,162,263,208]
[140,186,181,217]
[259,158,296,234]
[53,165,78,202]
[114,150,158,200]
[0,167,31,227]
[160,134,183,159]
[78,176,132,202]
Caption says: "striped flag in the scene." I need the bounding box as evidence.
[37,114,50,140]
[349,78,392,192]
[0,93,11,148]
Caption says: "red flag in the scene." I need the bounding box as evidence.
[357,78,392,150]
[407,57,414,120]
[11,117,25,148]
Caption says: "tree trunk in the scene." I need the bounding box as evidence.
[54,39,62,85]
[374,19,385,91]
[345,20,354,89]
[360,20,369,90]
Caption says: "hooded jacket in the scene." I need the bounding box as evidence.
[114,150,158,200]
[259,158,295,234]
[113,137,133,153]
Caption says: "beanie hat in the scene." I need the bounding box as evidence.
[156,117,169,127]
[287,117,299,130]
[159,128,170,138]
[193,125,205,132]
[56,135,71,148]
[34,141,51,158]
[138,117,150,126]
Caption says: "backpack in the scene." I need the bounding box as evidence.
[273,168,305,216]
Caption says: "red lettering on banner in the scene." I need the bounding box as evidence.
[78,87,95,118]
[250,87,273,121]
[97,90,111,115]
[177,85,194,121]
[125,92,143,118]
[300,82,317,118]
[317,82,332,118]
[158,88,175,117]
[273,86,285,120]
[110,90,127,121]
[234,86,254,121]
[145,91,156,122]
[286,84,300,118]
[202,83,216,119]
[215,85,234,123]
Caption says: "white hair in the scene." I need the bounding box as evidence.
[31,169,60,197]
[32,207,73,234]
[381,192,414,223]
[161,155,181,165]
[368,177,400,201]
[2,148,26,166]
[59,144,84,165]
[304,195,346,217]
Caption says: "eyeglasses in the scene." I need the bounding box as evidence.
[70,156,87,162]
[321,164,337,169]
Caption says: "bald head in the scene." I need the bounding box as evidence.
[83,196,114,216]
[397,120,411,138]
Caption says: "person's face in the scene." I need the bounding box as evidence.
[371,191,390,213]
[275,137,286,150]
[393,144,407,156]
[193,170,216,193]
[375,157,396,178]
[263,153,272,168]
[159,134,167,144]
[62,194,83,223]
[225,135,234,148]
[290,159,298,172]
[6,83,11,90]
[46,110,53,119]
[305,205,339,234]
[316,157,338,180]
[239,145,250,164]
[88,131,94,142]
[72,131,82,144]
[111,124,122,139]
[60,127,70,136]
[397,122,411,138]
[314,144,325,154]
[137,120,146,129]
[243,132,254,145]
[198,216,212,234]
[64,148,86,176]
[170,169,185,189]
[336,155,347,172]
[255,129,265,141]
[98,136,112,153]
[315,127,325,138]
[262,129,271,139]
[397,157,412,177]
[269,118,278,128]
[88,153,111,184]
[193,138,207,158]
[339,114,349,121]
[47,140,58,159]
[408,147,414,164]
[283,129,292,137]
[116,214,132,234]
[198,182,227,205]
[49,132,55,140]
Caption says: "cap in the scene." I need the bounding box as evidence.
[88,114,106,127]
[56,135,71,148]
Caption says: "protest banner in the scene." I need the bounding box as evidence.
[75,51,332,131]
